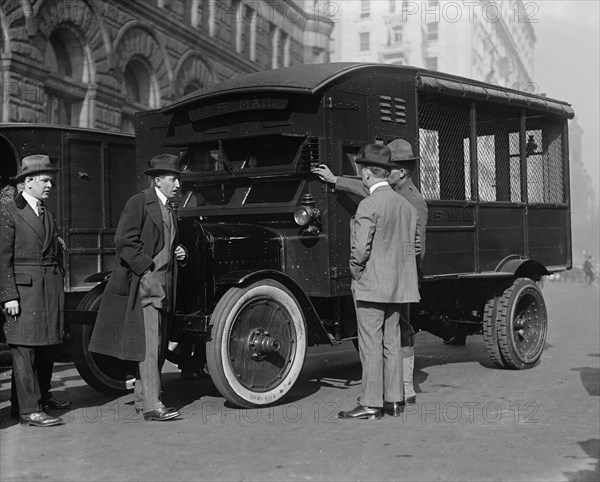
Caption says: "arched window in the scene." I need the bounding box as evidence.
[44,27,91,127]
[120,57,159,134]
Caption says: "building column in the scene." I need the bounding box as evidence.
[1,54,11,123]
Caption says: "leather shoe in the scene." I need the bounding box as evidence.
[443,337,466,346]
[20,412,63,427]
[383,401,405,417]
[143,407,181,421]
[405,396,417,405]
[42,396,71,410]
[338,405,382,420]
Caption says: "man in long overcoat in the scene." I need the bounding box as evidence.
[0,155,68,427]
[89,154,187,421]
[337,145,420,420]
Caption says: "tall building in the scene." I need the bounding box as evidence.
[0,0,333,133]
[568,118,599,262]
[330,0,535,89]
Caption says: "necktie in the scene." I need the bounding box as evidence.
[38,201,49,236]
[164,201,172,233]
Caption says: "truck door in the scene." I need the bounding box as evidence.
[63,133,135,291]
[325,89,369,296]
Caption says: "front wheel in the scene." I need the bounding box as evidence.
[496,278,548,369]
[206,279,307,408]
[72,284,137,395]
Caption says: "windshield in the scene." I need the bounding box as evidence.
[180,135,305,173]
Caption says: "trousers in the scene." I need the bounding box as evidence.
[10,344,56,415]
[356,300,404,407]
[134,305,166,412]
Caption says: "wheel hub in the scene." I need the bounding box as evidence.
[248,328,281,361]
[514,292,543,358]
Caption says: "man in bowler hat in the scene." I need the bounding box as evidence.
[338,144,420,420]
[313,138,427,404]
[0,155,69,426]
[89,154,187,421]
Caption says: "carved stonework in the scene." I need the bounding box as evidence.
[175,53,214,97]
[2,0,331,130]
[114,24,171,94]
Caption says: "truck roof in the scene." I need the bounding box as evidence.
[163,62,574,118]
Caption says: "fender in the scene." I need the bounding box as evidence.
[495,255,549,281]
[215,269,333,346]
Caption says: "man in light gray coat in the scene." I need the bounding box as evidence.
[338,144,420,420]
[313,139,426,405]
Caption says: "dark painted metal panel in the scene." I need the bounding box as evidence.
[478,205,526,271]
[527,207,570,267]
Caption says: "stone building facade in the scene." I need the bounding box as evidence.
[0,0,333,133]
[330,0,535,89]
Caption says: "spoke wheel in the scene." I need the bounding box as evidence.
[206,279,307,408]
[496,278,548,369]
[72,284,137,395]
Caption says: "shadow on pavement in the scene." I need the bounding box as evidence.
[571,361,600,397]
[563,438,600,482]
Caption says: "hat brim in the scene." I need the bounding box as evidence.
[11,167,59,182]
[391,156,420,163]
[355,159,396,169]
[144,168,184,176]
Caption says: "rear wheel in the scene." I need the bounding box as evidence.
[496,278,548,369]
[482,296,506,368]
[206,279,307,408]
[72,284,137,395]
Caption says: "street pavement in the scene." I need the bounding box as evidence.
[1,281,598,481]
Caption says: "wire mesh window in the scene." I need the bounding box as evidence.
[525,115,565,204]
[508,133,522,202]
[475,106,521,202]
[418,93,471,200]
[418,93,566,204]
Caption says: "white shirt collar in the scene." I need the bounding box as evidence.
[22,191,41,214]
[369,181,389,194]
[154,187,168,206]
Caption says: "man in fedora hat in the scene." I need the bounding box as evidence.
[89,154,187,421]
[338,144,420,420]
[313,138,427,405]
[0,154,68,426]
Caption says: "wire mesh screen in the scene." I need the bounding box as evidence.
[419,128,439,199]
[418,94,566,204]
[475,106,521,202]
[509,133,522,202]
[418,93,471,200]
[525,115,564,203]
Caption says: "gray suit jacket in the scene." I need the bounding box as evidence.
[350,184,420,304]
[336,176,427,258]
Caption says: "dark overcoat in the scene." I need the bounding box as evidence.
[88,188,179,361]
[0,192,64,345]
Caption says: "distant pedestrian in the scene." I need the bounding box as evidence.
[583,255,595,286]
